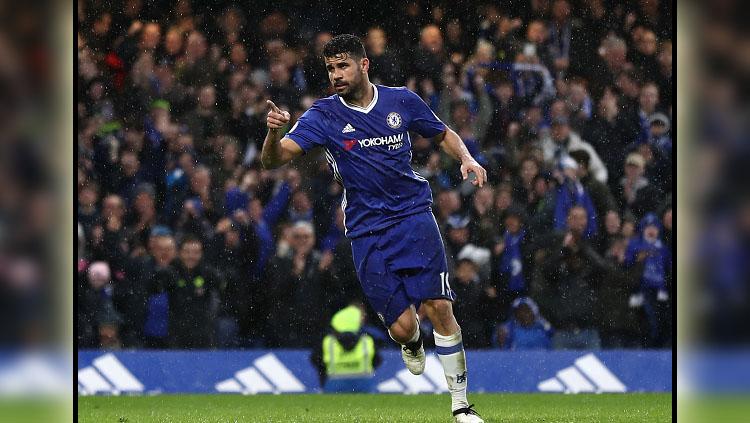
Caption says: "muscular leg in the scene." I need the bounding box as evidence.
[422,298,459,336]
[423,298,470,414]
[388,305,425,375]
[388,305,419,344]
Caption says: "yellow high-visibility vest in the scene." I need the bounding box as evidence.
[322,333,375,378]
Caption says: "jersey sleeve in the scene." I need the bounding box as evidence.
[284,105,328,153]
[403,89,447,138]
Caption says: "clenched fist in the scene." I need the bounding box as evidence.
[266,100,290,130]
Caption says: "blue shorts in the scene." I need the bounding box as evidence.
[350,211,454,328]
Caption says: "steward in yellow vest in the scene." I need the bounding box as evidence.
[310,304,382,392]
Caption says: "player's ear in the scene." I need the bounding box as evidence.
[360,57,369,74]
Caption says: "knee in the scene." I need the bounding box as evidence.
[388,319,417,344]
[424,299,453,319]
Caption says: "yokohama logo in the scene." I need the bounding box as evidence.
[357,133,404,148]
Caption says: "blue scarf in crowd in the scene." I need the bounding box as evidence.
[499,229,526,292]
[553,180,598,239]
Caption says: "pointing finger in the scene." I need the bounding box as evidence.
[266,100,281,113]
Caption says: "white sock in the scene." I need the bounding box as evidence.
[434,328,469,412]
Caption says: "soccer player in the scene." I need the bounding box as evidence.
[261,34,485,423]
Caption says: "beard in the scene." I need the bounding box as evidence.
[334,74,364,101]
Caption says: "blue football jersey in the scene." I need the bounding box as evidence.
[285,84,447,238]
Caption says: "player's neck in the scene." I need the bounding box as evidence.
[342,81,374,108]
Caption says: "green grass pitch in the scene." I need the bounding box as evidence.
[78,393,672,422]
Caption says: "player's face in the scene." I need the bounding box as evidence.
[325,53,368,97]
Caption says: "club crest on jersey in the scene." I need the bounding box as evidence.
[386,112,402,129]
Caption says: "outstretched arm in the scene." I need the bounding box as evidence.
[261,100,304,169]
[434,128,488,187]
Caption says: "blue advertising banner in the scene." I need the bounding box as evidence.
[77,349,672,395]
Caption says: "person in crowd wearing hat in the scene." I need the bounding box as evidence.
[624,213,672,347]
[492,297,553,350]
[540,115,609,184]
[615,152,661,220]
[311,303,382,392]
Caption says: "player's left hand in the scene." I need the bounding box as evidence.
[460,159,488,187]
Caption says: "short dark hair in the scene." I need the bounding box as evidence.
[322,34,367,59]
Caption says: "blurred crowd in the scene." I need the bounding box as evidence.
[77,0,674,351]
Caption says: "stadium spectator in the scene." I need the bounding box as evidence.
[182,85,225,155]
[655,40,673,110]
[615,152,661,220]
[634,113,672,195]
[596,235,647,348]
[321,208,364,313]
[624,213,672,347]
[586,34,629,98]
[568,149,617,231]
[552,155,598,239]
[166,236,221,348]
[124,183,158,258]
[468,186,497,248]
[412,24,447,89]
[596,209,624,255]
[115,228,176,348]
[493,206,533,306]
[540,116,608,184]
[450,258,493,348]
[533,205,606,349]
[311,303,382,392]
[265,221,330,348]
[365,27,403,86]
[435,189,462,228]
[78,261,123,349]
[492,297,553,350]
[636,82,663,144]
[582,86,640,186]
[78,182,100,235]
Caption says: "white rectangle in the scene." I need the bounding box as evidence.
[92,353,143,392]
[78,367,113,394]
[235,367,274,394]
[253,353,305,392]
[575,353,627,392]
[215,378,244,393]
[376,378,404,393]
[396,369,436,394]
[556,367,595,393]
